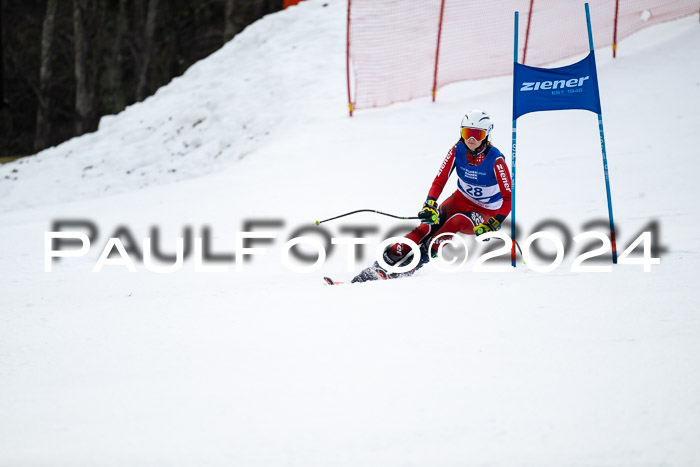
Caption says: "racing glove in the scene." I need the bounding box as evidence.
[418,197,439,225]
[473,217,500,240]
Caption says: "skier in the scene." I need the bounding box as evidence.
[352,109,513,283]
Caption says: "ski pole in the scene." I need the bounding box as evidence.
[514,240,524,258]
[315,210,526,263]
[314,209,420,225]
[314,211,524,252]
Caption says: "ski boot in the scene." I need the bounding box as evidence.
[350,243,432,283]
[350,261,386,283]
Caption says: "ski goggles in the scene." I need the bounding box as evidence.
[461,127,487,141]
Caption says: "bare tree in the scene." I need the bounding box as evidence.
[73,0,96,135]
[0,1,5,110]
[1,0,284,157]
[224,0,237,41]
[99,0,127,114]
[136,0,160,101]
[34,0,58,151]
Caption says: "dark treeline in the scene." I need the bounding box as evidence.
[0,0,282,158]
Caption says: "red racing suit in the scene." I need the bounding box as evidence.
[392,140,512,257]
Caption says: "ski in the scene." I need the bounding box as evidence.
[324,255,427,285]
[323,270,409,285]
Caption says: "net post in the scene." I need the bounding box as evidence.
[431,0,446,103]
[612,0,620,58]
[522,0,534,65]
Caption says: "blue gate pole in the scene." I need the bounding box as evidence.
[585,3,618,263]
[511,11,519,267]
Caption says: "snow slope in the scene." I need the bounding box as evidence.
[1,1,699,466]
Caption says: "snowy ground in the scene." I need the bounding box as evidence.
[1,1,699,466]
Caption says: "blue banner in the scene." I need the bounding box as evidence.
[513,52,601,120]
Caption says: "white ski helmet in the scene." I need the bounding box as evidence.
[460,109,493,141]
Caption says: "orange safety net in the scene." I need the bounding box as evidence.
[348,1,442,109]
[347,0,698,112]
[284,0,306,8]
